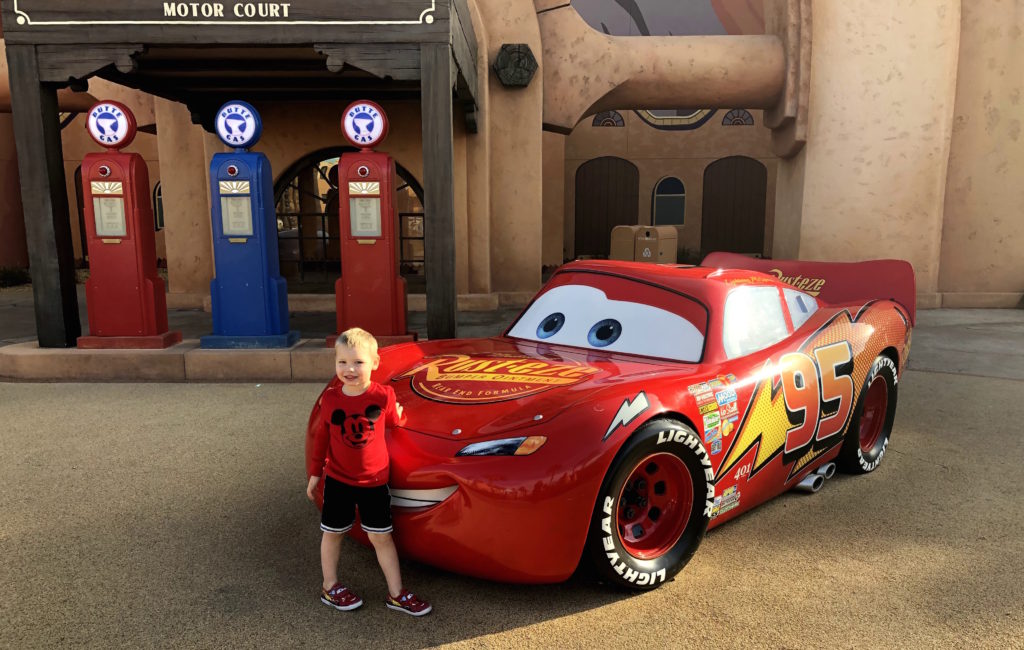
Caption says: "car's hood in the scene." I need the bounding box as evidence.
[376,337,697,440]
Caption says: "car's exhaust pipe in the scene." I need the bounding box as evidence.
[794,472,825,493]
[815,462,837,479]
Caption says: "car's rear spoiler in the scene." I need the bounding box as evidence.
[701,252,917,326]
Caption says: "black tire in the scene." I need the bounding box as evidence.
[838,355,898,474]
[587,418,713,590]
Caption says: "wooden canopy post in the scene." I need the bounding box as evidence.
[6,44,80,347]
[420,42,457,340]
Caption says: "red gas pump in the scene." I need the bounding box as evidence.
[331,101,412,345]
[77,101,181,349]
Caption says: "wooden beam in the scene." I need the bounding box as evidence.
[449,0,478,130]
[35,44,144,83]
[420,42,457,340]
[6,44,81,347]
[314,43,420,80]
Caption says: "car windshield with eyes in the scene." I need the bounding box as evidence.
[507,272,708,362]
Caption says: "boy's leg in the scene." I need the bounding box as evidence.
[319,476,356,590]
[357,484,404,597]
[367,532,403,597]
[321,531,345,591]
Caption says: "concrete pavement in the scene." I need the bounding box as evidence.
[1,370,1021,648]
[1,300,1023,647]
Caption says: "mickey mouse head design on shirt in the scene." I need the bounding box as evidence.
[331,405,383,449]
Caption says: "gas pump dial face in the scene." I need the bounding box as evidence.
[87,101,137,149]
[216,101,263,149]
[342,100,389,148]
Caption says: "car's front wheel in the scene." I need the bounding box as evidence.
[587,418,713,590]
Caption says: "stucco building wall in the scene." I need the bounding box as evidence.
[2,0,1022,312]
[785,1,961,305]
[564,109,778,260]
[475,0,544,298]
[938,0,1024,307]
[542,131,565,268]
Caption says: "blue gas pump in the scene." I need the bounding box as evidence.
[200,101,298,349]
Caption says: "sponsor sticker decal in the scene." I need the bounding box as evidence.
[715,388,737,406]
[720,401,739,421]
[768,269,827,296]
[704,426,720,443]
[396,354,600,404]
[688,382,712,396]
[703,411,721,431]
[720,419,736,437]
[711,439,723,455]
[698,402,719,415]
[711,485,741,518]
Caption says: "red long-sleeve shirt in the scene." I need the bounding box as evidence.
[308,382,400,487]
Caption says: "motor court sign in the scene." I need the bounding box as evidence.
[6,0,438,26]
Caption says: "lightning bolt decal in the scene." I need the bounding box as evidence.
[715,303,908,483]
[715,360,789,481]
[603,391,650,441]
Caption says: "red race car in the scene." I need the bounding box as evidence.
[306,252,915,590]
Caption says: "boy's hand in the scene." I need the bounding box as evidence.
[306,475,320,502]
[395,401,404,420]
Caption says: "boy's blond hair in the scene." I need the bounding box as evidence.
[335,327,379,360]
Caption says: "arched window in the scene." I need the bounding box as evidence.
[652,177,685,226]
[722,109,755,126]
[592,110,624,127]
[152,182,164,231]
[273,147,425,292]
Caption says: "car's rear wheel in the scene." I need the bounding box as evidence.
[586,419,713,590]
[838,355,898,474]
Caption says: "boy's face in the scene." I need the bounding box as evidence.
[335,343,379,389]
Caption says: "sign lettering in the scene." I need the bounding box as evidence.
[9,1,437,26]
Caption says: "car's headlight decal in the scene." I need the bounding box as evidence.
[455,436,547,457]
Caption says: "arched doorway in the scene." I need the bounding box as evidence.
[274,147,425,293]
[700,156,767,257]
[574,157,639,258]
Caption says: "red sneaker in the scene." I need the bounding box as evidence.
[385,589,432,616]
[321,583,363,611]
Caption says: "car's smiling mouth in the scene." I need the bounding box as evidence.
[390,486,458,508]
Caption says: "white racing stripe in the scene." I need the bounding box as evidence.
[390,486,458,509]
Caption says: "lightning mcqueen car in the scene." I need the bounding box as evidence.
[306,252,915,590]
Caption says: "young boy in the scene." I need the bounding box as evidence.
[306,328,431,616]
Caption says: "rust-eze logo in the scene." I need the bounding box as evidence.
[768,269,826,296]
[395,354,600,403]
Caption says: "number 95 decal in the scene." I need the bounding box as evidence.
[780,341,854,462]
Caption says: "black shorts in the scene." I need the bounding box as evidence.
[320,476,393,534]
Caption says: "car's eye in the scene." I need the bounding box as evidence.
[587,319,622,347]
[536,312,565,339]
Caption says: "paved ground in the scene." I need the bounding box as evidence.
[1,372,1021,648]
[6,286,1024,646]
[1,300,1022,647]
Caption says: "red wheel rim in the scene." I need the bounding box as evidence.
[616,452,692,559]
[858,376,889,453]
